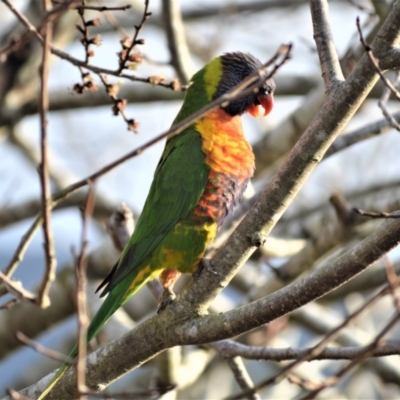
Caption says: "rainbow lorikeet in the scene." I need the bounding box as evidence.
[38,52,275,399]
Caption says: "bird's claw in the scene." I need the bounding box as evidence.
[193,258,218,280]
[157,287,176,314]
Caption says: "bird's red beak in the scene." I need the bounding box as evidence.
[247,94,274,118]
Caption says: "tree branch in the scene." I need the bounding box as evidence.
[36,0,56,309]
[213,339,400,361]
[310,0,344,91]
[161,0,194,84]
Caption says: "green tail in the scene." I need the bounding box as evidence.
[38,276,137,399]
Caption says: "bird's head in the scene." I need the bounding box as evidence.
[208,52,275,117]
[173,52,275,125]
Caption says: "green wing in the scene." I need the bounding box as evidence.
[99,127,209,295]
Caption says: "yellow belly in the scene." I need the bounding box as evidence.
[125,219,218,298]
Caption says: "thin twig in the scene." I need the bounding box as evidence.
[384,257,400,314]
[325,110,400,158]
[0,271,36,303]
[213,341,260,400]
[37,0,57,309]
[378,71,400,130]
[353,208,400,219]
[98,73,139,132]
[226,357,260,400]
[212,339,400,361]
[98,0,129,37]
[15,331,76,364]
[75,4,132,12]
[117,0,151,73]
[357,16,400,101]
[73,4,139,132]
[77,0,92,65]
[75,183,96,398]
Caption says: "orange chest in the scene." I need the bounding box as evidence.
[195,108,255,180]
[194,109,255,225]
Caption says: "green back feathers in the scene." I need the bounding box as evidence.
[102,128,209,293]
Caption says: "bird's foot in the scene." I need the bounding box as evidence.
[157,287,176,314]
[193,258,218,280]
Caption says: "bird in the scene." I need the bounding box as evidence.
[38,51,275,399]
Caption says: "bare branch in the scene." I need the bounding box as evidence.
[0,271,36,304]
[357,17,400,101]
[2,215,43,278]
[353,207,400,219]
[162,0,194,84]
[213,341,260,400]
[15,331,76,365]
[117,0,150,74]
[36,0,57,309]
[310,0,344,91]
[225,357,260,400]
[74,184,96,397]
[75,4,132,12]
[213,339,400,361]
[384,258,400,314]
[0,191,117,231]
[378,71,400,130]
[325,110,400,157]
